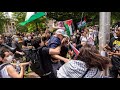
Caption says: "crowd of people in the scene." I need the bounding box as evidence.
[0,21,120,78]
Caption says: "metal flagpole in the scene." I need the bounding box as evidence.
[34,12,39,35]
[99,12,111,52]
[99,12,111,76]
[80,12,84,22]
[79,12,84,31]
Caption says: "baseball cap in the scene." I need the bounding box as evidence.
[55,29,67,37]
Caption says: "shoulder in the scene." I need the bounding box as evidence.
[69,60,86,66]
[52,36,60,41]
[6,64,14,69]
[6,64,16,73]
[38,46,49,54]
[63,60,86,71]
[57,60,87,78]
[110,37,116,41]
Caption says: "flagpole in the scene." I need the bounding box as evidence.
[45,12,49,29]
[80,12,84,22]
[79,12,84,31]
[34,12,39,35]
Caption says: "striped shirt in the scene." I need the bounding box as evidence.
[57,60,103,78]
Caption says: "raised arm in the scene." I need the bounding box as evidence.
[51,55,69,63]
[49,46,61,55]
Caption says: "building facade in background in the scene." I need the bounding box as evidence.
[4,12,16,35]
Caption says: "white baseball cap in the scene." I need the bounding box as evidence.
[55,29,67,37]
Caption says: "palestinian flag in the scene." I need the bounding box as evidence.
[77,16,87,29]
[19,12,46,26]
[64,19,73,37]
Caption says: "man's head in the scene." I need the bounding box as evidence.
[116,27,120,37]
[57,21,64,27]
[0,47,13,63]
[55,29,67,41]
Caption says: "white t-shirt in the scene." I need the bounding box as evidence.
[80,36,87,42]
[87,32,95,45]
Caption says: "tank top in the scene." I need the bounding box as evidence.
[0,65,12,78]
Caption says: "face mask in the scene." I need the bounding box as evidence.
[28,36,31,40]
[15,38,19,42]
[24,37,27,40]
[73,36,76,39]
[6,55,13,63]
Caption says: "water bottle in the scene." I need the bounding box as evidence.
[16,61,21,73]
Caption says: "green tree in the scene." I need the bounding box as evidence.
[46,12,99,29]
[0,12,7,34]
[25,15,48,33]
[111,12,120,25]
[47,12,120,27]
[12,12,48,33]
[12,12,28,33]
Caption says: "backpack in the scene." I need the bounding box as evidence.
[29,47,45,76]
[0,63,10,78]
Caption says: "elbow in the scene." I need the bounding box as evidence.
[56,51,60,54]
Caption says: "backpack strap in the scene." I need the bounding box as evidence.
[81,68,90,78]
[0,63,10,71]
[0,63,11,78]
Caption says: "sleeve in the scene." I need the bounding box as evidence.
[49,38,61,48]
[108,38,114,49]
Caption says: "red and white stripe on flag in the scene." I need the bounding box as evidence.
[69,43,80,56]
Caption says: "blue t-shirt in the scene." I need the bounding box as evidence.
[48,36,61,48]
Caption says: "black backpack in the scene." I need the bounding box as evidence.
[29,47,45,76]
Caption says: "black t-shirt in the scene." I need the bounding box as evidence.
[5,36,12,47]
[12,42,22,58]
[76,34,81,44]
[108,37,120,52]
[39,46,53,74]
[23,40,32,47]
[60,46,68,65]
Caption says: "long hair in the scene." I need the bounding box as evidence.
[76,44,110,71]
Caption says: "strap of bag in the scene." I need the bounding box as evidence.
[0,63,10,71]
[81,68,90,78]
[0,63,11,78]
